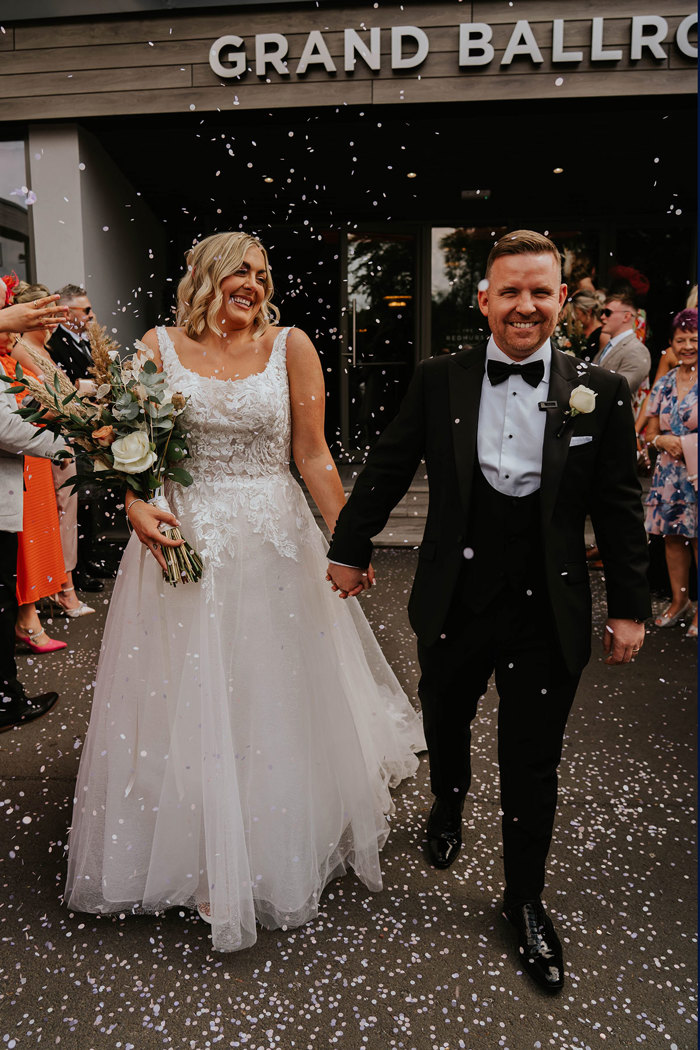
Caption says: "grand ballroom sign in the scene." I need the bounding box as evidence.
[209,14,698,79]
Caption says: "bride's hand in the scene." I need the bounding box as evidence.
[126,499,183,572]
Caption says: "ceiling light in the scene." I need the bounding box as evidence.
[263,176,274,183]
[553,167,564,174]
[460,189,491,200]
[406,172,417,179]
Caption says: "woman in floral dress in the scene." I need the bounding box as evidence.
[644,308,698,637]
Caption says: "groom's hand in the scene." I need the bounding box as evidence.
[326,562,374,599]
[603,618,646,664]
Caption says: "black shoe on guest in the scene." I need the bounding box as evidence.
[425,795,464,869]
[502,898,565,993]
[0,692,59,733]
[73,570,104,592]
[83,558,114,579]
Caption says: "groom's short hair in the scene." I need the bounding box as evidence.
[486,230,562,280]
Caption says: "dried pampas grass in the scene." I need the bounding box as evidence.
[87,321,121,388]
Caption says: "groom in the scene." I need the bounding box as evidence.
[327,230,651,992]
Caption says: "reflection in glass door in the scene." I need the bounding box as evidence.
[340,231,416,456]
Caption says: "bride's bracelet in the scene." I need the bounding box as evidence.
[125,498,146,530]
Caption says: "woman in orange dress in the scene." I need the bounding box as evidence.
[0,330,67,653]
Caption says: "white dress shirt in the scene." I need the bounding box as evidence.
[477,336,551,497]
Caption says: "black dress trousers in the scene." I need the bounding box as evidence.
[417,468,581,903]
[0,531,21,702]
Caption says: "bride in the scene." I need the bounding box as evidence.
[64,232,424,951]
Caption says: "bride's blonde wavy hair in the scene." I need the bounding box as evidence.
[176,232,280,340]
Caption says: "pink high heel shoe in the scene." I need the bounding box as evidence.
[14,625,67,654]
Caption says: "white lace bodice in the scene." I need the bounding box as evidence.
[156,326,310,597]
[157,325,292,481]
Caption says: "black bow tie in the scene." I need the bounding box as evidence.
[487,358,545,388]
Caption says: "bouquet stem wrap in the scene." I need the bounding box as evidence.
[149,488,203,586]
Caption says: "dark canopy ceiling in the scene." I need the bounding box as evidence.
[85,94,696,241]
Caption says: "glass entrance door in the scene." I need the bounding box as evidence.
[339,230,417,457]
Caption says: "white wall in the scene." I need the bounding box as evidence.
[27,124,85,289]
[27,123,167,351]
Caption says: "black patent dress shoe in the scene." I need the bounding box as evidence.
[0,692,59,733]
[83,558,114,579]
[73,571,104,592]
[502,899,564,992]
[426,796,464,869]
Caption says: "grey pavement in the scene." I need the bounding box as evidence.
[0,548,696,1050]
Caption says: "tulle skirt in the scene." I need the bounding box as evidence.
[64,475,424,951]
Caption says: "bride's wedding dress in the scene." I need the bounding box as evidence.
[65,326,424,951]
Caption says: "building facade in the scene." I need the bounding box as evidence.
[0,0,696,455]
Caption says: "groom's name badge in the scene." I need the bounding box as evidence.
[538,400,559,410]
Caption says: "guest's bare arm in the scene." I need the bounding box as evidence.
[0,296,68,334]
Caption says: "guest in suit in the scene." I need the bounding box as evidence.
[594,291,651,404]
[47,284,105,592]
[46,284,95,385]
[326,230,651,993]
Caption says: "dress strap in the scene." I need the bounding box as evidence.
[154,326,185,381]
[271,326,293,367]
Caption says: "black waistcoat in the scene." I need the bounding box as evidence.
[458,463,545,613]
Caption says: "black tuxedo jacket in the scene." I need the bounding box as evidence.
[328,344,651,675]
[47,327,92,384]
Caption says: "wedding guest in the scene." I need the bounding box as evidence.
[48,284,104,593]
[0,329,68,653]
[571,289,606,361]
[644,308,698,638]
[636,284,699,441]
[608,266,650,345]
[47,284,96,384]
[327,229,650,993]
[595,290,651,423]
[11,282,94,619]
[0,280,66,731]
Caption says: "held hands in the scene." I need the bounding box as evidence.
[326,562,375,598]
[603,618,646,665]
[0,295,68,334]
[127,499,184,572]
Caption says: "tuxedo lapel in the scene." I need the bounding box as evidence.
[540,350,580,528]
[448,346,486,516]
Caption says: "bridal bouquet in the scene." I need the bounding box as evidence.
[1,324,203,586]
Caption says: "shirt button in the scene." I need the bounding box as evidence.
[505,474,510,479]
[508,434,513,439]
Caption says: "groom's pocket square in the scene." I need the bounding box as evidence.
[570,435,593,446]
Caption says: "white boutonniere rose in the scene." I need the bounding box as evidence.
[556,384,597,438]
[569,385,597,415]
[111,430,157,474]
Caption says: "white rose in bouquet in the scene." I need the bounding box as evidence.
[111,431,157,474]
